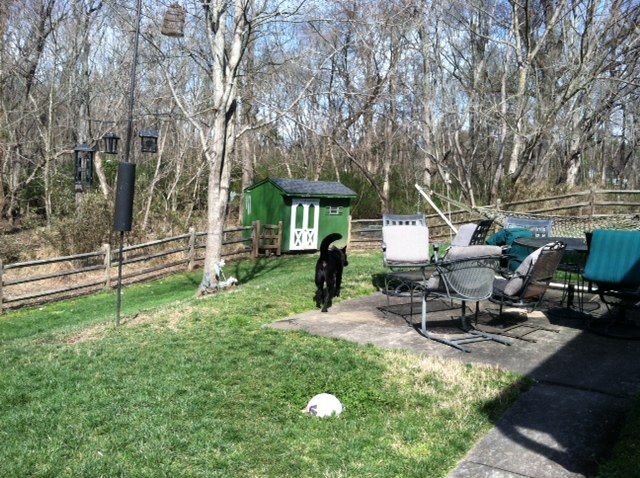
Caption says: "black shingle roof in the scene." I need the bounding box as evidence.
[271,178,357,197]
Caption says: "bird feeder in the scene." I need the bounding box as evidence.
[139,130,159,153]
[161,3,186,37]
[74,143,95,190]
[103,132,120,155]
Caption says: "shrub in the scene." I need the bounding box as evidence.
[0,234,23,264]
[43,193,113,255]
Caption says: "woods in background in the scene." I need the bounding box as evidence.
[1,0,638,242]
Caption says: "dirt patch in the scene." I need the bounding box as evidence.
[383,350,519,410]
[64,323,111,345]
[60,304,202,345]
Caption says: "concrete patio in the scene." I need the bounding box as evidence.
[271,292,640,477]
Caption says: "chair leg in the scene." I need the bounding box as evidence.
[475,302,480,326]
[384,274,390,307]
[421,291,427,334]
[410,286,414,317]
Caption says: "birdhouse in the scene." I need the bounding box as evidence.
[243,178,357,252]
[139,130,159,153]
[161,3,186,38]
[103,132,120,155]
[74,143,95,190]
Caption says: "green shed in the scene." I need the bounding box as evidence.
[243,178,357,252]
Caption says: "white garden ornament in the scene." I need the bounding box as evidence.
[303,393,343,418]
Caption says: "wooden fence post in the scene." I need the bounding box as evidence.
[276,221,283,256]
[252,220,261,258]
[188,227,196,271]
[102,243,111,289]
[589,188,596,217]
[347,215,352,247]
[0,259,4,315]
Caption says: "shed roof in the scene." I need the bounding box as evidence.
[248,178,357,198]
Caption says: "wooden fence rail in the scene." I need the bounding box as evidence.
[0,222,281,313]
[350,188,639,248]
[496,189,640,213]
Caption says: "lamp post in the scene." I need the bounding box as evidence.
[114,0,144,326]
[112,1,180,325]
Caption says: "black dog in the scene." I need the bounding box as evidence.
[315,233,348,312]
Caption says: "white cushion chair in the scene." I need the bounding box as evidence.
[381,215,430,314]
[382,225,430,267]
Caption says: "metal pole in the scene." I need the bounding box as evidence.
[415,184,459,234]
[123,0,143,165]
[116,0,142,325]
[116,231,125,326]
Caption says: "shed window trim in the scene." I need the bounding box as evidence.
[328,206,342,215]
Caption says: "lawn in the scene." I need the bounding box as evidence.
[0,252,525,477]
[598,396,640,478]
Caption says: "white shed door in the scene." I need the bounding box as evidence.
[290,199,320,250]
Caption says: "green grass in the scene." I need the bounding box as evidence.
[0,253,524,477]
[598,396,640,477]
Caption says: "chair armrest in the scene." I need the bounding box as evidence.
[432,255,500,301]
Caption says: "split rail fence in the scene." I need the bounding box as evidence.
[2,189,637,313]
[350,189,640,248]
[0,221,282,314]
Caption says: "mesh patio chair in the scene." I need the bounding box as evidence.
[420,255,510,352]
[469,219,495,245]
[433,220,494,261]
[488,241,566,341]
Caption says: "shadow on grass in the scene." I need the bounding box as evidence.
[371,272,386,291]
[232,257,284,285]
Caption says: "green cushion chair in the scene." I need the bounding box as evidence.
[582,229,640,322]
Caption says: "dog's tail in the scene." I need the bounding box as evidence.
[319,233,343,256]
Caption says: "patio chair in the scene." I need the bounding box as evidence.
[488,241,566,341]
[505,217,553,238]
[382,214,430,304]
[383,214,427,227]
[419,254,510,352]
[433,220,495,261]
[582,230,640,335]
[382,214,429,269]
[469,219,495,245]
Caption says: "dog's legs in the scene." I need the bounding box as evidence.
[315,269,325,308]
[335,267,343,297]
[322,276,336,312]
